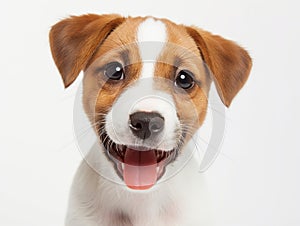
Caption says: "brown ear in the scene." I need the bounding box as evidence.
[185,26,252,107]
[49,14,125,88]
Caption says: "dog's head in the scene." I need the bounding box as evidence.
[50,14,252,190]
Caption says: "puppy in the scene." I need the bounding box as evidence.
[49,14,252,226]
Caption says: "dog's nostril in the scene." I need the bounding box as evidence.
[149,117,164,133]
[131,122,143,131]
[129,112,164,139]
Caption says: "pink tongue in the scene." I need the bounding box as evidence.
[123,148,158,190]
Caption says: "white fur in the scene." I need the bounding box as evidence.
[105,82,180,151]
[137,18,166,79]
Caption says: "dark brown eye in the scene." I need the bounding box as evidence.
[104,62,125,80]
[175,70,195,89]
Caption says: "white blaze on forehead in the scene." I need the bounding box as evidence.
[137,18,167,79]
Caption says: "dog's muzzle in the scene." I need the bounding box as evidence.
[99,111,180,190]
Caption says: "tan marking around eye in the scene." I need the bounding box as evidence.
[82,17,148,125]
[153,19,212,136]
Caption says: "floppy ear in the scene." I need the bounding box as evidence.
[49,14,125,88]
[185,26,252,107]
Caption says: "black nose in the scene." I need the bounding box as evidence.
[129,112,165,139]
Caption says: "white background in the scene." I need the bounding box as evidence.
[0,0,299,225]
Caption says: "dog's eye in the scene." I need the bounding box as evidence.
[104,62,125,80]
[175,70,195,89]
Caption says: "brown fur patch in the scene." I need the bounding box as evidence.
[185,26,252,107]
[81,17,146,125]
[153,20,212,138]
[49,14,125,88]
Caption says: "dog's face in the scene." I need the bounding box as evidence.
[50,14,252,190]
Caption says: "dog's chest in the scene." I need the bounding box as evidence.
[99,184,183,226]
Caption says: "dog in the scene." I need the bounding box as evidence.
[49,14,252,226]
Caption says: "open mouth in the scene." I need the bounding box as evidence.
[101,134,177,190]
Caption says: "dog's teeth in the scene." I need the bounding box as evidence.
[121,163,124,170]
[159,166,164,175]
